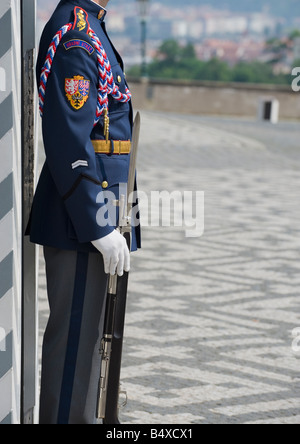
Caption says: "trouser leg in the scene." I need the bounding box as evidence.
[39,247,107,424]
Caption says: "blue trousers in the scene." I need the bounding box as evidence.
[40,247,108,424]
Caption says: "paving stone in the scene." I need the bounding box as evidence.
[38,112,300,424]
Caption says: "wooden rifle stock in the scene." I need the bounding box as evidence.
[103,260,130,424]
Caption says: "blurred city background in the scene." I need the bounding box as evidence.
[38,0,300,84]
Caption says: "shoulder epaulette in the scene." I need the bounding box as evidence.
[72,6,91,34]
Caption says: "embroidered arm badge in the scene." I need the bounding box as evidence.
[63,39,94,55]
[65,75,90,110]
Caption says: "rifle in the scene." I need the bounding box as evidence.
[97,112,141,424]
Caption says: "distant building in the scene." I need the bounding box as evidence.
[195,39,265,65]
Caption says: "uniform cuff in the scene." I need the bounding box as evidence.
[64,175,115,243]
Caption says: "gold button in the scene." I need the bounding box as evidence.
[102,181,109,189]
[117,75,122,83]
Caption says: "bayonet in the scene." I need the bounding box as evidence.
[97,112,141,423]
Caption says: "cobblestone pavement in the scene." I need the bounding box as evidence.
[38,112,300,424]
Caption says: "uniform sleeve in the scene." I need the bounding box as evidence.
[41,30,114,243]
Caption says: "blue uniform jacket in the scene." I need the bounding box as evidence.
[27,0,141,252]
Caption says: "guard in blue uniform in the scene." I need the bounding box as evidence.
[27,0,140,424]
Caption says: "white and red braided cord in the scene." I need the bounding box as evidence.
[38,23,131,126]
[39,23,73,116]
[88,28,131,126]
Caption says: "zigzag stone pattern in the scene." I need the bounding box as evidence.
[118,112,300,424]
[38,111,300,424]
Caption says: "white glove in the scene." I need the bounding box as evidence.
[92,230,130,277]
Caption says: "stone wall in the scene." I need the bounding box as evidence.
[129,77,300,120]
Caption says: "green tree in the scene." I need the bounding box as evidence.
[147,40,202,80]
[289,30,300,40]
[157,39,182,64]
[292,58,300,68]
[181,43,197,60]
[197,58,231,82]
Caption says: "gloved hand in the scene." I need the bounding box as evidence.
[91,230,130,277]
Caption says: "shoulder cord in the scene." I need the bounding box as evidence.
[38,23,132,126]
[88,28,131,126]
[39,23,73,117]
